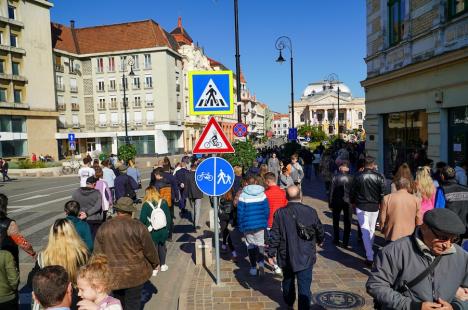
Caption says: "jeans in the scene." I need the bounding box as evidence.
[168,207,174,239]
[282,266,313,309]
[219,218,234,252]
[113,284,143,310]
[332,203,352,245]
[157,242,166,265]
[356,208,379,261]
[189,198,201,227]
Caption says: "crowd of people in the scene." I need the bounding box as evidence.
[0,140,467,310]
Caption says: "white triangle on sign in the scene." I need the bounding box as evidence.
[195,78,228,109]
[198,127,228,150]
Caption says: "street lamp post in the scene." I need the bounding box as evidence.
[323,73,341,136]
[234,0,242,123]
[122,57,135,145]
[275,36,295,128]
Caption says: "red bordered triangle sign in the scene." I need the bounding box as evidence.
[193,117,235,154]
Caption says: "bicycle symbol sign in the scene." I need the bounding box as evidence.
[195,157,234,197]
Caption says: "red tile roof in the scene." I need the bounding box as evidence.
[170,17,193,46]
[51,20,179,55]
[207,57,229,71]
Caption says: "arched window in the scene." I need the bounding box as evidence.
[358,111,363,120]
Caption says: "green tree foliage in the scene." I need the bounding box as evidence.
[117,144,137,164]
[297,125,327,142]
[223,140,257,171]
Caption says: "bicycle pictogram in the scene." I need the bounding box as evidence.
[196,172,213,182]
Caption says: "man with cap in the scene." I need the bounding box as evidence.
[94,197,159,310]
[72,176,102,238]
[367,208,468,310]
[114,164,139,201]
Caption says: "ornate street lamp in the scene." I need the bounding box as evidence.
[122,57,135,144]
[275,36,295,128]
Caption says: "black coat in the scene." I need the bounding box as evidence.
[184,170,203,199]
[268,202,324,272]
[350,168,386,211]
[441,179,468,236]
[330,172,353,206]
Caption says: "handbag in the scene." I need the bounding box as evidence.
[287,207,315,241]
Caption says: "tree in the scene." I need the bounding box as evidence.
[223,140,257,172]
[117,144,137,164]
[297,125,327,142]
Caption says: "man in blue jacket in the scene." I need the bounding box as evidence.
[268,185,324,310]
[237,176,270,276]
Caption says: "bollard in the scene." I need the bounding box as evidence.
[209,209,215,231]
[195,238,212,267]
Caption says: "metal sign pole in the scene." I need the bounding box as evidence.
[212,154,221,285]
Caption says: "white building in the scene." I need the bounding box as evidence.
[295,81,365,136]
[52,20,184,157]
[272,113,290,137]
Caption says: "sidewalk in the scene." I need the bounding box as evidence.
[178,177,379,310]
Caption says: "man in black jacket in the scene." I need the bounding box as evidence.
[350,156,386,266]
[440,166,468,239]
[268,185,324,310]
[330,161,353,247]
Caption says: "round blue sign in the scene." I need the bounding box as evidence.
[195,157,234,196]
[233,123,248,138]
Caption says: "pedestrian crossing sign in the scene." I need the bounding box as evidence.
[188,71,234,115]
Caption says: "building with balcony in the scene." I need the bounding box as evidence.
[52,19,184,157]
[362,0,468,177]
[294,81,365,136]
[272,113,290,137]
[0,0,57,159]
[239,73,267,138]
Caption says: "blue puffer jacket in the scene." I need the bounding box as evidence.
[237,185,269,232]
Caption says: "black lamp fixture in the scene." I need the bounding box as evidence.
[276,50,286,63]
[122,57,135,145]
[274,36,295,128]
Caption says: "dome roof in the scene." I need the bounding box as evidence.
[302,81,352,98]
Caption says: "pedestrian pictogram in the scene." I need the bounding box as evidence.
[233,122,248,138]
[188,71,234,115]
[195,157,234,196]
[68,133,75,142]
[193,117,235,154]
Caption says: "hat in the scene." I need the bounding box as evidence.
[118,165,128,172]
[86,176,98,184]
[423,208,465,235]
[114,197,136,213]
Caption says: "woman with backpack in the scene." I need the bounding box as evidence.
[139,186,172,275]
[219,190,237,261]
[94,167,113,221]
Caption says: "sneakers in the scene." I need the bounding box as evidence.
[152,269,158,277]
[273,265,282,275]
[249,267,257,276]
[160,264,169,272]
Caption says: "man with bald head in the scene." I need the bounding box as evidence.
[268,185,324,310]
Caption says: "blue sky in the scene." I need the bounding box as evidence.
[50,0,366,113]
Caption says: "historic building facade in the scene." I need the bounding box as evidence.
[363,0,468,176]
[294,81,365,136]
[0,0,57,158]
[272,113,290,137]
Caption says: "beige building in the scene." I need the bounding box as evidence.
[52,20,184,157]
[363,0,468,176]
[295,81,365,136]
[0,0,57,159]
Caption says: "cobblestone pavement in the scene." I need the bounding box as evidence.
[179,176,384,310]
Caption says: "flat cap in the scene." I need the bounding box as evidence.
[114,197,136,213]
[423,208,465,235]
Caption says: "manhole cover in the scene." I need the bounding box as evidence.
[314,291,365,309]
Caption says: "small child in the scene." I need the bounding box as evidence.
[280,166,294,189]
[77,255,122,310]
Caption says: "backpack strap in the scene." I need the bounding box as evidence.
[398,255,442,293]
[157,199,162,209]
[147,201,155,210]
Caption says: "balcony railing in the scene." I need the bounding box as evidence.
[132,84,141,90]
[108,84,116,91]
[72,122,80,129]
[133,102,142,108]
[57,104,66,111]
[145,101,153,107]
[98,122,108,127]
[71,103,80,111]
[146,120,154,125]
[176,84,180,92]
[97,103,106,110]
[70,86,78,93]
[144,83,153,89]
[55,64,64,72]
[96,85,105,92]
[56,84,65,92]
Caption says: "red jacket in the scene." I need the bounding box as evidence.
[265,185,288,228]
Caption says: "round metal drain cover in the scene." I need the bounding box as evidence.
[314,291,365,309]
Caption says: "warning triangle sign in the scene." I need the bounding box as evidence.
[195,79,228,109]
[193,117,235,154]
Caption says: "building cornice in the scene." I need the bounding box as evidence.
[26,0,53,8]
[54,46,181,59]
[0,109,58,117]
[362,46,468,88]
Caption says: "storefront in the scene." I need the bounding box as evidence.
[448,106,468,165]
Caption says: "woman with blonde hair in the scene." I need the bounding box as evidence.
[415,166,436,216]
[391,163,415,193]
[139,186,171,275]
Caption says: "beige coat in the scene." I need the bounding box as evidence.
[380,189,422,241]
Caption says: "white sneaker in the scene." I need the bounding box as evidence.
[152,269,158,277]
[249,267,257,276]
[273,265,282,275]
[160,264,169,272]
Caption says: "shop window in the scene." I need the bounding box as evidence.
[0,140,27,157]
[449,0,467,18]
[388,0,405,46]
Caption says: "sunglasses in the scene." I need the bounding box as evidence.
[429,226,459,243]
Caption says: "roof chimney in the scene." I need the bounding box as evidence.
[178,16,182,28]
[70,20,75,29]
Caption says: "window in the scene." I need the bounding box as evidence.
[0,59,4,74]
[122,77,128,90]
[10,34,17,47]
[146,110,154,124]
[109,79,116,91]
[70,78,77,92]
[99,98,106,110]
[8,6,16,20]
[449,0,467,17]
[134,111,142,124]
[134,96,141,107]
[388,0,405,46]
[110,97,117,109]
[71,97,78,105]
[358,112,363,120]
[108,57,115,72]
[0,88,6,102]
[133,77,140,89]
[145,93,153,106]
[96,58,104,73]
[72,114,79,127]
[99,113,107,125]
[57,95,64,105]
[13,89,21,103]
[120,56,126,71]
[132,55,139,69]
[145,75,152,88]
[69,59,75,73]
[0,32,3,45]
[144,54,151,69]
[111,112,118,125]
[97,79,105,91]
